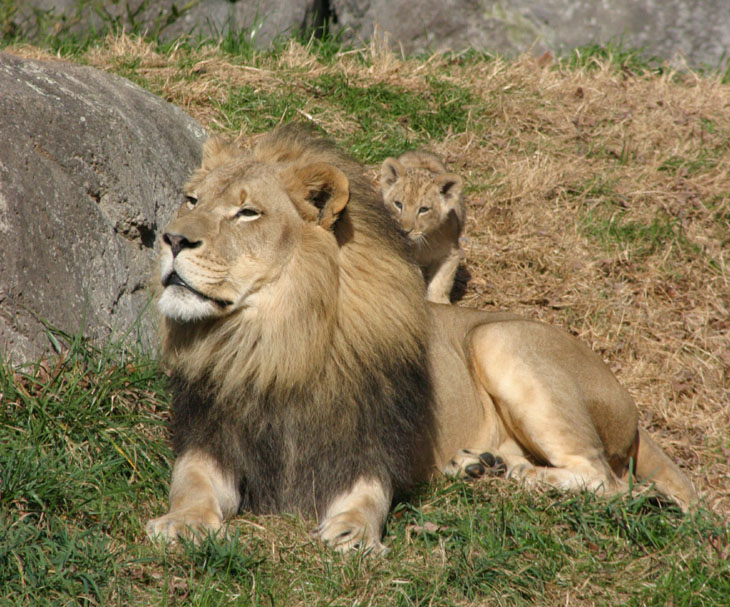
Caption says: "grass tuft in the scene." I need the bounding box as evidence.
[580,209,684,260]
[563,41,665,75]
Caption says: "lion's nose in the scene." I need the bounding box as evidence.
[163,232,202,257]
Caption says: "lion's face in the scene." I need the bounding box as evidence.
[157,139,349,323]
[380,160,462,242]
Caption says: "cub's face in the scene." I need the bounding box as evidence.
[157,141,349,323]
[380,159,462,241]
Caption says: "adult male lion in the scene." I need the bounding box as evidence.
[146,125,696,553]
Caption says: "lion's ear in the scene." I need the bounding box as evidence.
[283,162,350,230]
[434,173,463,212]
[380,157,404,188]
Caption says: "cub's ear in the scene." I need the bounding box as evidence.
[380,157,405,189]
[434,173,463,211]
[283,162,350,230]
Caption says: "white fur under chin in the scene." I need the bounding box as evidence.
[157,287,218,322]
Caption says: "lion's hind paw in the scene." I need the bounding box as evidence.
[444,449,507,479]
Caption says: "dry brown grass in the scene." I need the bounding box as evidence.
[7,35,728,517]
[447,54,730,515]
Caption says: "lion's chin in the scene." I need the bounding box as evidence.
[157,287,224,322]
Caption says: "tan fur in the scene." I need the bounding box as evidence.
[429,305,697,512]
[147,127,696,553]
[380,151,466,303]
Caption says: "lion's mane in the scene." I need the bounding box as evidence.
[160,126,436,515]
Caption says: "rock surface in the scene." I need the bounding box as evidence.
[11,0,330,48]
[7,0,730,68]
[331,0,730,68]
[0,51,207,363]
[162,0,332,46]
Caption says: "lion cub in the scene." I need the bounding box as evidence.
[380,151,465,304]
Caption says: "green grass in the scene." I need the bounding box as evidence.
[1,342,727,607]
[580,209,682,259]
[214,72,475,163]
[309,73,474,163]
[0,332,170,605]
[215,84,309,133]
[562,41,665,75]
[572,173,714,265]
[659,154,720,177]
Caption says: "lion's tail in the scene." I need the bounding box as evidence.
[633,427,698,511]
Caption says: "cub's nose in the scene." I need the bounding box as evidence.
[163,232,202,257]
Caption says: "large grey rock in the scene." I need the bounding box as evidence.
[0,52,207,363]
[162,0,330,46]
[11,0,328,47]
[513,0,730,68]
[7,1,730,68]
[332,0,526,58]
[332,0,730,68]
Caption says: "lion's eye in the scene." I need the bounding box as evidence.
[184,194,198,209]
[418,206,430,215]
[235,207,261,221]
[393,201,403,211]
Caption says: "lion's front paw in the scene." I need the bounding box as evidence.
[145,508,223,544]
[316,512,388,555]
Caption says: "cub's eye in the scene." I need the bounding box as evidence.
[235,207,261,221]
[184,194,198,209]
[393,201,403,211]
[418,206,430,215]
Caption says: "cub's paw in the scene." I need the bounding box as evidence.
[444,449,507,479]
[145,509,223,544]
[315,511,388,555]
